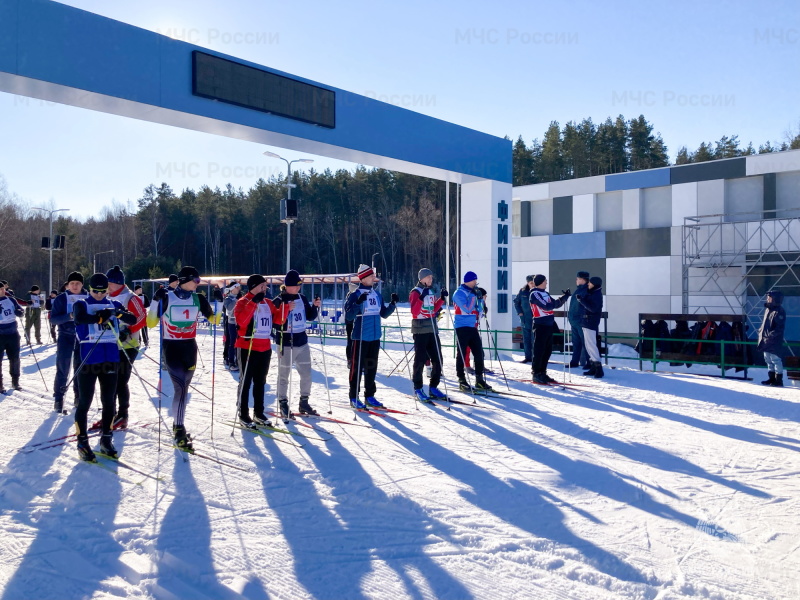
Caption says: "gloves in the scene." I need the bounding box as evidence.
[475,287,486,299]
[440,289,449,300]
[96,308,114,323]
[356,293,369,304]
[272,295,283,307]
[209,312,222,326]
[119,329,130,342]
[153,288,167,302]
[251,292,265,304]
[390,293,400,304]
[561,289,571,298]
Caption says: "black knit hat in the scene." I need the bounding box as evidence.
[177,266,200,284]
[106,265,125,285]
[533,274,547,286]
[168,274,179,284]
[30,285,40,293]
[284,270,302,286]
[88,273,109,291]
[247,274,266,289]
[577,271,590,280]
[66,271,84,284]
[589,276,603,288]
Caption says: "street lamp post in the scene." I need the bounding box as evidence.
[32,207,69,295]
[93,250,115,274]
[263,151,314,271]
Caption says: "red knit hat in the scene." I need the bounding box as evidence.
[357,264,374,280]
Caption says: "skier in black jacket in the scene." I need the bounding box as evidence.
[757,290,786,387]
[576,276,604,378]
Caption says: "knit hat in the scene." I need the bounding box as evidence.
[589,276,603,288]
[357,264,374,280]
[284,269,302,286]
[525,274,534,283]
[177,266,200,284]
[30,285,40,293]
[418,268,433,281]
[247,274,266,289]
[106,265,125,285]
[577,271,590,280]
[533,274,547,286]
[228,280,240,288]
[168,274,179,284]
[88,273,108,291]
[66,271,83,284]
[463,271,478,283]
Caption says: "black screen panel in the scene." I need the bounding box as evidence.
[192,51,335,128]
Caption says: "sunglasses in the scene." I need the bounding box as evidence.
[193,277,201,284]
[89,288,108,294]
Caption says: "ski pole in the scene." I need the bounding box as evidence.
[563,301,569,386]
[232,325,256,437]
[444,300,477,402]
[17,316,47,391]
[352,316,364,420]
[483,313,510,391]
[428,309,451,411]
[386,345,414,377]
[316,307,334,415]
[211,301,217,439]
[394,300,416,407]
[158,297,163,451]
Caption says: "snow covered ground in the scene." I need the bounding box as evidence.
[1,307,799,600]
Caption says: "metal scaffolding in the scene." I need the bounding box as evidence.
[682,208,800,336]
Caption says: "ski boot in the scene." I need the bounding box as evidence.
[229,362,239,372]
[253,413,271,427]
[483,368,496,376]
[365,397,384,408]
[350,397,367,410]
[414,388,430,403]
[298,396,319,416]
[532,372,549,385]
[0,380,5,394]
[593,361,605,379]
[238,415,257,430]
[762,372,776,385]
[474,380,496,393]
[428,386,447,400]
[458,379,472,392]
[112,414,128,430]
[173,425,194,452]
[11,378,21,391]
[76,436,96,462]
[279,398,291,422]
[53,398,63,413]
[774,373,784,387]
[582,363,597,377]
[98,433,118,458]
[542,372,558,384]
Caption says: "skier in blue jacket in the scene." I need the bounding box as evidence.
[50,271,88,413]
[344,264,397,409]
[452,271,495,393]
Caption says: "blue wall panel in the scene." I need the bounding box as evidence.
[605,168,670,192]
[549,232,606,261]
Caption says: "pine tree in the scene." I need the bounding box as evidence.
[674,147,692,165]
[512,136,535,186]
[539,122,564,182]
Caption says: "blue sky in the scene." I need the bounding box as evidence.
[1,0,798,218]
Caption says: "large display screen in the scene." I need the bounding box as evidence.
[192,51,335,128]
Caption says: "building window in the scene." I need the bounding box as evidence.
[530,199,553,236]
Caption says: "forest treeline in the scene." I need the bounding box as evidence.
[1,114,798,295]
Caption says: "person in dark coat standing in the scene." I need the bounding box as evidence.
[757,290,786,387]
[568,271,590,368]
[513,275,535,363]
[529,274,570,385]
[576,276,604,378]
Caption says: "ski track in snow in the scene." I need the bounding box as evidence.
[0,309,799,599]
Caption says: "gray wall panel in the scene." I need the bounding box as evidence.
[606,227,671,258]
[548,258,606,300]
[553,195,573,235]
[670,157,746,184]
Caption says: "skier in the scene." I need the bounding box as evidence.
[273,270,322,419]
[103,265,147,429]
[223,281,240,371]
[0,281,24,393]
[757,290,786,387]
[50,271,88,413]
[344,264,397,409]
[45,290,58,342]
[409,268,448,402]
[233,274,282,427]
[167,274,179,290]
[568,271,590,368]
[529,274,571,385]
[133,285,150,346]
[575,276,604,378]
[23,285,43,344]
[73,273,137,461]
[452,271,494,392]
[513,275,535,364]
[148,266,219,450]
